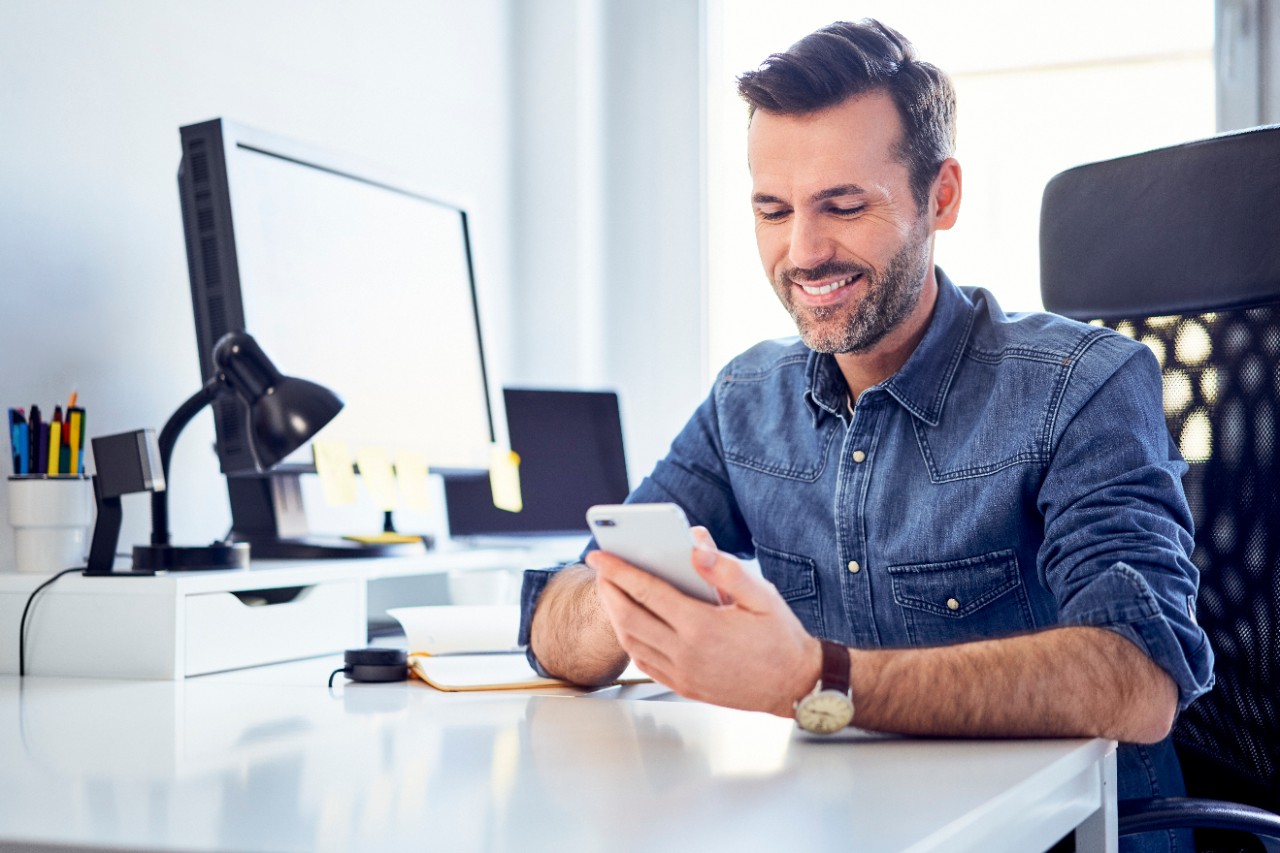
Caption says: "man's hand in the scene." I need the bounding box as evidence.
[589,528,820,718]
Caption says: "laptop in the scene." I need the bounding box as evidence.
[443,388,631,551]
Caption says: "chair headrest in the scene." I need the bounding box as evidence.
[1040,125,1280,321]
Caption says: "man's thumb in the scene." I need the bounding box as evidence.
[692,543,769,610]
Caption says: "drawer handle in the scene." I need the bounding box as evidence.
[230,586,310,607]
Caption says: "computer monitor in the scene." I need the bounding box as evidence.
[177,118,496,557]
[444,388,630,539]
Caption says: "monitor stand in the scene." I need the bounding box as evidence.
[226,472,427,560]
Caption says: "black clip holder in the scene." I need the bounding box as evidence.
[85,430,166,575]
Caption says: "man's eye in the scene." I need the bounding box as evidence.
[831,205,865,217]
[758,209,790,221]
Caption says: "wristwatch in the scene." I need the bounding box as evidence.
[794,639,855,734]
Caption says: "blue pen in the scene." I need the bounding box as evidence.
[9,408,29,475]
[14,421,29,475]
[7,409,17,474]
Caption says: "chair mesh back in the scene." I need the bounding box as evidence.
[1104,305,1280,807]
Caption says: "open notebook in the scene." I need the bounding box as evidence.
[388,605,651,691]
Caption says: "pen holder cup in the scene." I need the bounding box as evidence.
[7,476,94,574]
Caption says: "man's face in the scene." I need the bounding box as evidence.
[748,92,935,355]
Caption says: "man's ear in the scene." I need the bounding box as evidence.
[931,158,962,231]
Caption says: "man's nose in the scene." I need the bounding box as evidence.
[787,213,836,272]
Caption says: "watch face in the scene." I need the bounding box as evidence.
[796,689,854,734]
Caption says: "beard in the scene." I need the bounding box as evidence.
[773,221,932,355]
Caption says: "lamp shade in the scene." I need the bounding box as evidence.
[247,376,344,469]
[212,331,343,471]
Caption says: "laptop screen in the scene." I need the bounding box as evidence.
[444,388,631,537]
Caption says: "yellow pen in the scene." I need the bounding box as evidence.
[47,420,61,475]
[68,408,83,476]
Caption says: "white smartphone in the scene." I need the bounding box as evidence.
[585,503,720,604]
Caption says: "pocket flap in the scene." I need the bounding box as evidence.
[888,550,1021,618]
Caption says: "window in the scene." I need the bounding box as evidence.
[706,0,1214,377]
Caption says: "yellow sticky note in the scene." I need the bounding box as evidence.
[312,441,358,506]
[489,446,522,513]
[356,447,399,512]
[343,532,422,545]
[396,451,432,513]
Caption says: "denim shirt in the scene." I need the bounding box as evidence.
[519,272,1214,841]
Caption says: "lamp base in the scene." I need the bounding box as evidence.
[132,542,250,572]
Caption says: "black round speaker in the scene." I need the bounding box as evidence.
[343,647,408,682]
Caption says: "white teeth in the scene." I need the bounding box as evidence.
[800,276,855,296]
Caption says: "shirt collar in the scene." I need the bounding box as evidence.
[802,268,976,428]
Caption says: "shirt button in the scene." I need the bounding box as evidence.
[946,597,960,611]
[847,560,861,574]
[852,450,867,463]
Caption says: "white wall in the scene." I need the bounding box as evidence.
[0,1,515,568]
[1217,0,1280,127]
[0,0,709,572]
[507,0,706,484]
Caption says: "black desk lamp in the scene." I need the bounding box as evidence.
[126,330,342,572]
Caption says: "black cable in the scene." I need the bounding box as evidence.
[19,567,156,675]
[328,667,348,689]
[18,567,83,677]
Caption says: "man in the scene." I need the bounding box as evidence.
[519,19,1212,852]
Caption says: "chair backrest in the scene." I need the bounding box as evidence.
[1040,125,1280,812]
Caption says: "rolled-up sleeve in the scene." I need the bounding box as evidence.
[518,568,559,677]
[1039,339,1214,710]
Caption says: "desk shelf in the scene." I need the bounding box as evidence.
[1,562,369,678]
[0,544,579,679]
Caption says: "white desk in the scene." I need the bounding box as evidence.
[0,657,1118,852]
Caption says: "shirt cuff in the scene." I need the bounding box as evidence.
[519,568,559,679]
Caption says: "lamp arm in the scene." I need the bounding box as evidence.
[150,376,222,546]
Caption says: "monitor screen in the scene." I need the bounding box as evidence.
[445,388,631,538]
[178,118,495,474]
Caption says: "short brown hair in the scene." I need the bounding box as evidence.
[737,19,956,210]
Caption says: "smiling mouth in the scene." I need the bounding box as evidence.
[798,275,859,296]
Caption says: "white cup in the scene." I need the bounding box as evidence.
[7,476,95,574]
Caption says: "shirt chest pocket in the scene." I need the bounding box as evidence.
[753,541,826,638]
[887,549,1034,647]
[910,355,1057,483]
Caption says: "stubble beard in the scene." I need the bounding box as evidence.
[775,223,932,355]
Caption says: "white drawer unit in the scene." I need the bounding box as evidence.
[0,563,369,679]
[0,545,576,679]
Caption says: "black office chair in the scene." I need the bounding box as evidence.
[1040,125,1280,853]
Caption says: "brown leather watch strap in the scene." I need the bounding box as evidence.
[819,640,851,695]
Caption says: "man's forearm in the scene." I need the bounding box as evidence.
[848,626,1178,744]
[529,563,630,686]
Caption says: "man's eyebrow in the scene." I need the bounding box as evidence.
[811,184,867,202]
[751,185,869,206]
